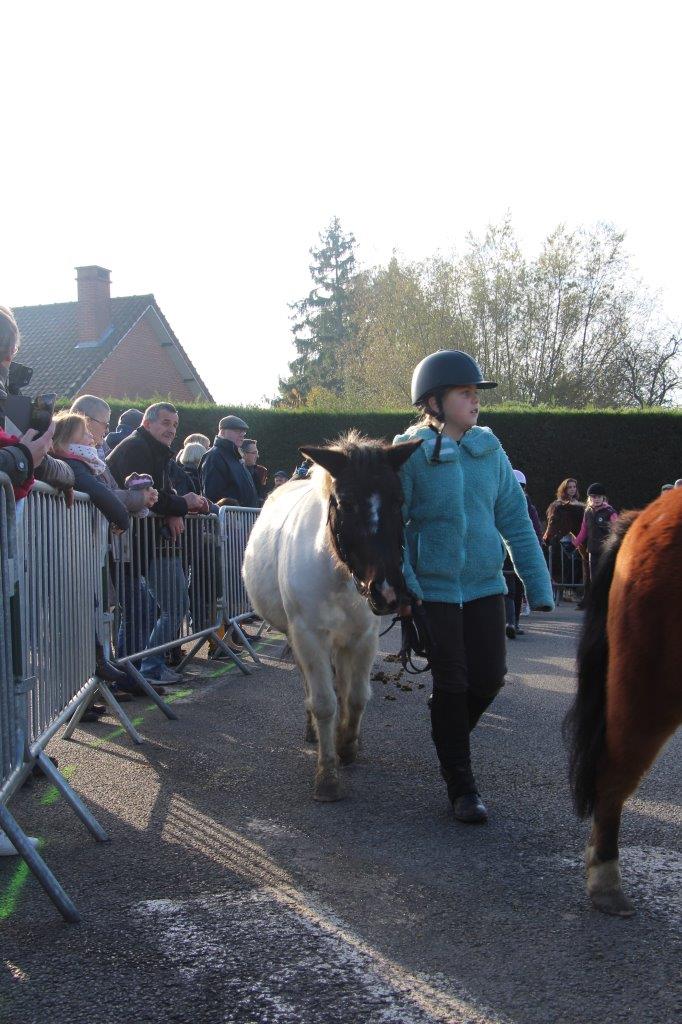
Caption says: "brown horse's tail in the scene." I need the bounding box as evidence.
[563,512,640,818]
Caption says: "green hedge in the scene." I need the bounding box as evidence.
[65,399,681,515]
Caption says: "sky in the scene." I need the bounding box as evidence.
[2,1,680,405]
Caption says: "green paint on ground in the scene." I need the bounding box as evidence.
[0,859,30,920]
[39,764,76,806]
[0,639,276,919]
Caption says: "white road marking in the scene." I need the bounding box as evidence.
[136,889,508,1023]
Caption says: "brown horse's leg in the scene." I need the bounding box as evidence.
[587,721,678,917]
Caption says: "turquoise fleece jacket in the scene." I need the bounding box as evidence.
[393,424,554,609]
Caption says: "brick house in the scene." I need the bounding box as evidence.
[13,266,213,402]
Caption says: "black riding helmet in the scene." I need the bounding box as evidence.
[411,350,497,406]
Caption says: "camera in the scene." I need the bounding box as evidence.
[7,361,33,393]
[0,392,56,438]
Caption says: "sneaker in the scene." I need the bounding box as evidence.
[0,832,40,856]
[515,624,525,635]
[143,665,183,684]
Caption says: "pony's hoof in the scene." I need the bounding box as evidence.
[586,853,635,917]
[337,740,359,766]
[590,888,635,917]
[313,772,344,802]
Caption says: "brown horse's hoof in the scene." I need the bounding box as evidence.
[337,740,359,766]
[313,771,344,802]
[590,889,635,917]
[586,852,635,917]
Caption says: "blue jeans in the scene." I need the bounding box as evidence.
[117,574,156,659]
[141,556,189,674]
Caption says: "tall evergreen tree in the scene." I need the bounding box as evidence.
[276,217,358,404]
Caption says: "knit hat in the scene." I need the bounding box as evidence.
[119,409,144,428]
[125,472,154,490]
[274,469,287,478]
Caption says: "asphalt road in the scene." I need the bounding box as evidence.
[1,605,680,1024]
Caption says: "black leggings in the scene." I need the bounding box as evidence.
[422,595,507,698]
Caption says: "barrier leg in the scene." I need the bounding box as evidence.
[61,695,90,737]
[61,684,144,745]
[177,635,206,672]
[209,630,252,675]
[230,620,262,666]
[0,803,80,924]
[123,663,179,721]
[34,752,109,843]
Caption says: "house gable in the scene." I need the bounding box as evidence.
[13,265,213,402]
[80,307,205,402]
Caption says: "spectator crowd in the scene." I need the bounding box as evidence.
[1,302,680,704]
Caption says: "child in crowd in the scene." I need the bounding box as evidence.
[124,472,155,516]
[571,482,618,582]
[52,413,130,532]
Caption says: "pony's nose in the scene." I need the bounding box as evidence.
[368,581,399,615]
[378,580,397,606]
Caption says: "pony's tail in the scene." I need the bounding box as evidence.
[563,512,639,818]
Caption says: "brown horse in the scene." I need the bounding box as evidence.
[564,488,682,916]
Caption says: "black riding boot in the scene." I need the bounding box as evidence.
[430,690,487,823]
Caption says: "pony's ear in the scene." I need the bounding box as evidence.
[299,445,348,479]
[386,439,423,471]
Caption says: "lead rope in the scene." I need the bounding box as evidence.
[378,601,433,674]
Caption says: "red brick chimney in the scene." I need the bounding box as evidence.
[75,265,112,343]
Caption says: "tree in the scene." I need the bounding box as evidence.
[276,217,358,405]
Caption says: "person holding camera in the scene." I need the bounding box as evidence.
[0,306,65,495]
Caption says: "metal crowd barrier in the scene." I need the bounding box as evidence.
[21,482,106,746]
[0,484,265,924]
[0,475,111,923]
[547,538,586,603]
[109,511,242,690]
[0,473,20,798]
[217,505,264,665]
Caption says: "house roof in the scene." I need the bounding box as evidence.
[12,294,213,401]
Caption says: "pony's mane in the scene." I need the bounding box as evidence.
[310,430,392,500]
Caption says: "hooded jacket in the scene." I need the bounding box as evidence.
[105,410,144,453]
[392,424,554,609]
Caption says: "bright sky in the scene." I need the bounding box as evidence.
[2,1,679,405]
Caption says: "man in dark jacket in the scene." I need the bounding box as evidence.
[200,415,259,507]
[107,402,205,683]
[105,408,144,452]
[241,439,268,505]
